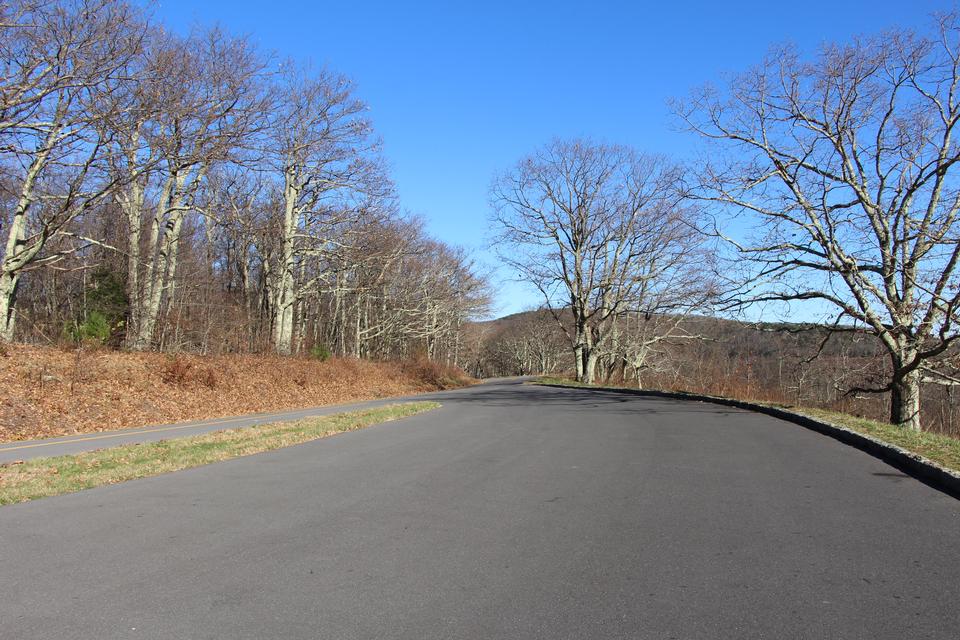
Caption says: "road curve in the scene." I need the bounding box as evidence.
[1,379,958,639]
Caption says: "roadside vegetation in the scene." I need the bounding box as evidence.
[535,378,960,474]
[0,402,439,505]
[794,407,960,473]
[0,345,469,442]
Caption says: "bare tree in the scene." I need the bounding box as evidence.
[609,312,705,389]
[265,65,382,355]
[676,14,960,430]
[120,27,267,350]
[0,0,489,372]
[0,0,142,340]
[491,139,708,383]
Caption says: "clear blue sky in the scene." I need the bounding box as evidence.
[151,0,952,317]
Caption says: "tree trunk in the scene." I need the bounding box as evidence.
[583,349,598,384]
[573,343,585,381]
[131,175,178,351]
[890,367,922,431]
[353,295,362,358]
[0,218,26,342]
[273,170,299,356]
[135,207,183,350]
[0,270,20,341]
[117,129,146,349]
[123,202,142,346]
[1,141,51,342]
[273,291,295,355]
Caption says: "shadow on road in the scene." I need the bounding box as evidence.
[435,381,747,417]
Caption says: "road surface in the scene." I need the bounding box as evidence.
[1,379,958,639]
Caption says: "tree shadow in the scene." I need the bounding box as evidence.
[428,380,747,417]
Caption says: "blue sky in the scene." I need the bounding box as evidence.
[151,0,952,317]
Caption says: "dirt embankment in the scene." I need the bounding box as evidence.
[1,345,471,442]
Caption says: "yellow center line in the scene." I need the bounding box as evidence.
[0,415,257,453]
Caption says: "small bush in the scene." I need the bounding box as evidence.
[63,311,111,346]
[309,344,331,361]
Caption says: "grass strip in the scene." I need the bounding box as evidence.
[534,377,960,473]
[0,402,440,505]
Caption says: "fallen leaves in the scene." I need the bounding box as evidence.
[0,345,471,442]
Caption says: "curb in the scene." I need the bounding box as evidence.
[537,382,960,500]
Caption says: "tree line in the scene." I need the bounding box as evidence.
[1,0,488,362]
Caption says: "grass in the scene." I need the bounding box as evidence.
[534,377,960,474]
[0,402,439,505]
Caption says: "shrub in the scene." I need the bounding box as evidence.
[197,366,219,389]
[63,311,111,345]
[60,268,128,347]
[85,267,128,325]
[309,344,331,361]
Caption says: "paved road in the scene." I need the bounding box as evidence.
[1,380,958,639]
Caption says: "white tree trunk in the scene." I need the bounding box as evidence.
[0,133,55,342]
[118,179,145,347]
[890,364,922,431]
[130,178,168,349]
[133,175,186,351]
[0,269,21,342]
[272,171,299,356]
[584,349,598,385]
[0,211,27,341]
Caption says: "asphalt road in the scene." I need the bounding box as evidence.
[1,380,958,639]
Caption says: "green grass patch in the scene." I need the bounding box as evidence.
[0,402,440,505]
[533,377,960,474]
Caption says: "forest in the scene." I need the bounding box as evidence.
[2,0,488,364]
